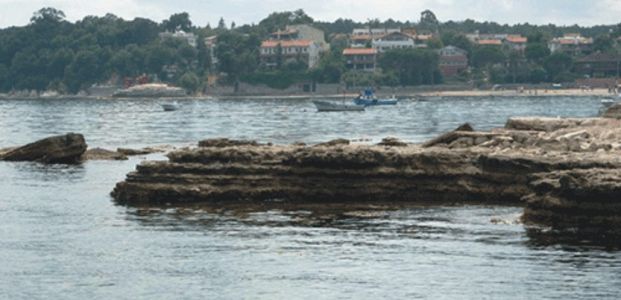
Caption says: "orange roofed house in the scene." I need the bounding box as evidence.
[260,40,322,69]
[343,48,378,71]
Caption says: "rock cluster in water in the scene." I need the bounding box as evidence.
[110,104,621,237]
[0,134,169,163]
[0,133,87,164]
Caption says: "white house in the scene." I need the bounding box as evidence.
[372,32,423,53]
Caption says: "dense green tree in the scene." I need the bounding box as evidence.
[593,34,614,53]
[543,53,573,80]
[0,64,8,90]
[310,51,345,83]
[64,49,101,93]
[419,10,440,33]
[471,46,505,68]
[178,71,200,93]
[529,67,547,83]
[426,38,443,49]
[525,43,551,63]
[215,31,260,87]
[162,12,193,32]
[257,9,313,34]
[30,7,66,24]
[380,48,441,85]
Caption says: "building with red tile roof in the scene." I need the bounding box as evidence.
[343,48,378,71]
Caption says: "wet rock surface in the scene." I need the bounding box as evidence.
[523,168,621,237]
[1,133,87,164]
[84,148,128,161]
[112,112,621,236]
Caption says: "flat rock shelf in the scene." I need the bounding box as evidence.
[112,105,621,238]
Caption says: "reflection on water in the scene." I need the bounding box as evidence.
[1,97,620,299]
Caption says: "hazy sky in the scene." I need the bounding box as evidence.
[1,0,620,28]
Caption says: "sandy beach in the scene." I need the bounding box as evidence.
[419,88,614,97]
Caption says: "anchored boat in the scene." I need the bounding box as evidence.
[353,88,398,106]
[161,101,179,111]
[313,100,365,112]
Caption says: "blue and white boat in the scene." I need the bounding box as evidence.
[353,88,398,106]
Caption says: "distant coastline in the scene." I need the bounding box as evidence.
[0,87,615,101]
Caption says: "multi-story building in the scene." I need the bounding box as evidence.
[438,46,468,77]
[574,52,621,77]
[260,24,329,69]
[260,40,322,69]
[548,34,593,56]
[343,48,378,71]
[270,24,329,52]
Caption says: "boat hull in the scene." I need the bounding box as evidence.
[161,104,179,111]
[353,98,398,106]
[313,100,365,112]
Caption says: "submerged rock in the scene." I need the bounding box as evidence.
[117,147,160,156]
[1,133,87,164]
[84,148,128,161]
[198,138,260,148]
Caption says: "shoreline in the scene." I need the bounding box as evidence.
[0,88,616,101]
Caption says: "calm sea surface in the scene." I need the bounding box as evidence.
[1,96,620,299]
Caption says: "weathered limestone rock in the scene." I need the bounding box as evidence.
[315,139,350,147]
[377,137,408,147]
[602,103,621,119]
[111,116,621,237]
[84,148,128,160]
[198,138,260,148]
[1,133,87,164]
[523,168,621,237]
[117,147,160,156]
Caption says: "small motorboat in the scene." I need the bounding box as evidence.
[601,98,617,106]
[161,102,179,111]
[313,100,365,112]
[353,88,398,106]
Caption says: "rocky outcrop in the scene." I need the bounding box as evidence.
[602,102,621,119]
[117,147,162,156]
[523,168,621,237]
[1,133,87,164]
[198,138,260,148]
[111,115,621,238]
[111,117,621,205]
[84,148,128,161]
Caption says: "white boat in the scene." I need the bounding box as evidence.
[313,100,365,112]
[601,98,616,105]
